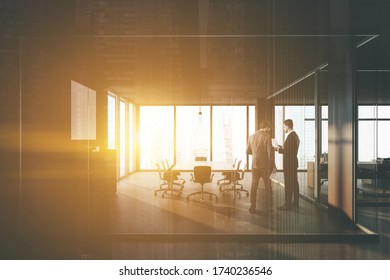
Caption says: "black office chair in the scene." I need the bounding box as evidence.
[218,160,242,191]
[217,158,237,185]
[195,156,207,161]
[154,162,169,195]
[163,159,181,181]
[154,162,184,197]
[187,166,218,201]
[165,158,172,170]
[221,164,249,199]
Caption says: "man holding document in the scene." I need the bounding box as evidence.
[275,119,300,210]
[246,120,277,213]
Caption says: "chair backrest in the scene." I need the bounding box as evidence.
[236,160,242,170]
[193,165,212,184]
[240,164,247,179]
[161,160,167,171]
[165,158,170,170]
[232,158,237,168]
[156,162,164,180]
[195,156,207,161]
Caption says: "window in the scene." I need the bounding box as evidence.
[138,105,255,170]
[176,106,210,162]
[128,103,135,172]
[119,100,126,176]
[248,106,255,169]
[107,94,116,149]
[212,106,247,165]
[139,106,174,169]
[71,80,96,140]
[321,106,328,154]
[358,105,390,161]
[274,105,315,170]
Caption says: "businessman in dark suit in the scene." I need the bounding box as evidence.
[276,119,300,210]
[246,120,277,213]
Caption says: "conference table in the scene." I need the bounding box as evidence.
[357,161,390,194]
[164,160,246,198]
[171,160,236,172]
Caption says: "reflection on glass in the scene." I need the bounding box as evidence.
[176,106,210,162]
[119,100,126,176]
[140,106,174,169]
[212,106,247,164]
[107,94,116,149]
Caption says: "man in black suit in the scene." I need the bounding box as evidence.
[276,119,300,210]
[246,120,277,213]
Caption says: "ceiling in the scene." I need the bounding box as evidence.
[4,0,390,104]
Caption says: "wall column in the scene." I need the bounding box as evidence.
[328,0,355,219]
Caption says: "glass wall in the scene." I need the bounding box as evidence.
[270,69,328,203]
[354,37,390,232]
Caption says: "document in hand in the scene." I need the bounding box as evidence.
[271,138,279,148]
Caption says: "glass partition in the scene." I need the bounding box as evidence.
[354,36,390,232]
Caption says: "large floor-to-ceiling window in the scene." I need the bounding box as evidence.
[176,106,211,162]
[138,105,255,170]
[128,103,135,173]
[110,103,256,173]
[212,106,249,168]
[107,92,136,177]
[107,94,116,150]
[248,106,256,169]
[274,105,315,170]
[119,100,127,177]
[139,106,174,170]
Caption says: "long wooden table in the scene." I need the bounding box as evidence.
[169,161,248,199]
[171,161,236,172]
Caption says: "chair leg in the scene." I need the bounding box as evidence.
[187,183,218,202]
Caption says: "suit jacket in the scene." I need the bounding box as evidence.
[279,131,300,170]
[246,130,276,170]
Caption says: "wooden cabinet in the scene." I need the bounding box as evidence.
[90,149,117,196]
[307,161,315,188]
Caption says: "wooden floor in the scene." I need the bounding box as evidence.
[101,171,390,260]
[2,171,389,260]
[112,172,367,236]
